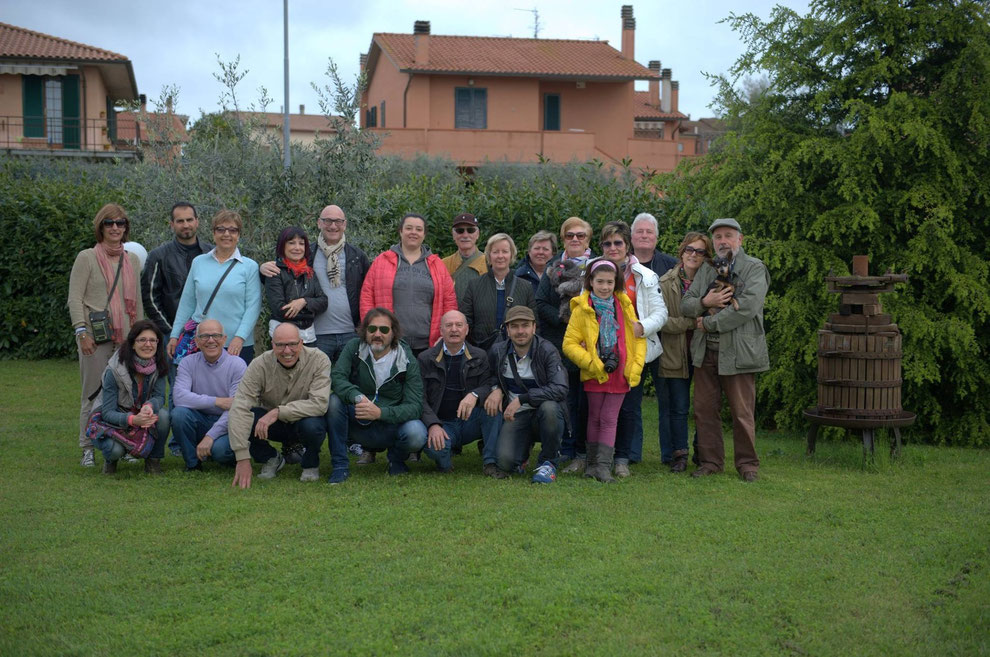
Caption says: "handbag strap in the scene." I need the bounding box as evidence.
[202,260,238,316]
[103,258,124,312]
[506,348,531,394]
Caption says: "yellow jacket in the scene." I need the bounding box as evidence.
[563,290,646,387]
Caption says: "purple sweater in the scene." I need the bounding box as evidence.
[173,350,247,439]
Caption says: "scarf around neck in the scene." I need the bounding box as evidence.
[590,293,619,353]
[133,355,157,375]
[284,257,314,279]
[94,241,137,343]
[317,232,346,287]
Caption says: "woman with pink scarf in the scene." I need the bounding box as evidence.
[68,203,143,468]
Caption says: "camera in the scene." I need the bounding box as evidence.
[601,350,619,374]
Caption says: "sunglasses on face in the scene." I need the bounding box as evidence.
[213,226,240,235]
[683,246,707,256]
[103,219,128,227]
[454,226,477,234]
[565,232,587,240]
[367,325,391,335]
[602,240,625,249]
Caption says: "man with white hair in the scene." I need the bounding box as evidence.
[229,323,333,488]
[631,212,678,277]
[681,218,769,482]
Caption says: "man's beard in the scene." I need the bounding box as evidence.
[370,341,388,354]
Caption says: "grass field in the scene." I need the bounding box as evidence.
[0,359,987,656]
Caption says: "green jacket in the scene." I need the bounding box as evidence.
[681,247,770,375]
[331,337,423,425]
[657,267,695,379]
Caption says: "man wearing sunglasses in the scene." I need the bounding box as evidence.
[441,213,487,305]
[328,308,428,478]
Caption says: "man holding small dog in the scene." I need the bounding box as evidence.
[681,218,769,482]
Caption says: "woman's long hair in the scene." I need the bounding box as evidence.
[118,320,169,377]
[275,226,311,262]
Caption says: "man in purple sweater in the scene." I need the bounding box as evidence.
[171,320,247,470]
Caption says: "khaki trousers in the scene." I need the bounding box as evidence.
[693,347,759,474]
[78,341,116,449]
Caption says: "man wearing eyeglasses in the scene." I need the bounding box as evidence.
[442,212,487,305]
[229,323,333,488]
[260,204,371,364]
[327,308,427,479]
[170,320,246,471]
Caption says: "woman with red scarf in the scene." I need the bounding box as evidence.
[68,203,143,468]
[264,226,328,347]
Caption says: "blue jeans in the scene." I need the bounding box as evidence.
[614,377,645,464]
[327,393,427,467]
[560,370,587,459]
[93,408,170,462]
[170,406,236,467]
[424,407,502,471]
[495,401,564,473]
[315,332,358,364]
[247,407,325,468]
[652,359,692,463]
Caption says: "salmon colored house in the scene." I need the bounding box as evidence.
[360,5,691,172]
[0,22,139,158]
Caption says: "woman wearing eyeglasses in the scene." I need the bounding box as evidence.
[168,210,262,365]
[657,232,713,472]
[68,204,144,468]
[535,216,595,471]
[87,320,170,474]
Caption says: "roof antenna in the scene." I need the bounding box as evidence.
[514,7,542,38]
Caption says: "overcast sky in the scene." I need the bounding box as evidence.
[6,0,809,122]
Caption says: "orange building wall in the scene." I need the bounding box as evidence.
[423,76,539,131]
[366,56,409,128]
[538,80,634,162]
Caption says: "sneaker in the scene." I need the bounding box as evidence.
[531,461,556,484]
[348,443,364,456]
[483,463,508,479]
[561,457,585,474]
[81,448,95,467]
[691,466,717,478]
[168,443,182,457]
[614,462,631,478]
[122,453,140,463]
[517,458,529,474]
[283,443,305,465]
[258,455,285,480]
[299,467,320,482]
[388,460,410,476]
[328,469,350,485]
[356,451,376,465]
[408,451,421,463]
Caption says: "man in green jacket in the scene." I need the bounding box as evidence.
[681,218,770,482]
[328,307,427,478]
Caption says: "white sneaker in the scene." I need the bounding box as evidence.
[122,454,140,463]
[258,455,285,480]
[81,449,95,467]
[299,467,320,482]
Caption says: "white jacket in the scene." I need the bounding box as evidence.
[630,262,668,363]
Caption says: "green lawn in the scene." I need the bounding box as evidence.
[0,360,987,656]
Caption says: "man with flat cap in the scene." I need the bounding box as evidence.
[681,218,770,482]
[442,212,487,305]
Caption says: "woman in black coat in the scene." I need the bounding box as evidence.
[265,226,328,347]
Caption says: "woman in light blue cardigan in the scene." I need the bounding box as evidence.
[167,210,262,364]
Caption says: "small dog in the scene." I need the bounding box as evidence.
[546,259,585,321]
[707,255,740,312]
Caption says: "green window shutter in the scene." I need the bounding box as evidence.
[62,75,81,149]
[22,76,44,138]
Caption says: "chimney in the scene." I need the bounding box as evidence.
[648,60,660,106]
[139,93,147,113]
[414,20,431,65]
[661,68,672,113]
[299,104,305,115]
[621,6,635,60]
[671,81,679,115]
[359,53,368,72]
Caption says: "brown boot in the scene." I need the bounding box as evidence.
[670,450,689,473]
[144,458,162,475]
[102,460,118,475]
[593,444,616,483]
[583,442,599,479]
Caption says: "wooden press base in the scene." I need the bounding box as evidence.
[803,408,916,459]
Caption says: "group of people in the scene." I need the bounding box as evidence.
[68,200,769,486]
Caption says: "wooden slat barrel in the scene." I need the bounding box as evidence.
[816,330,902,419]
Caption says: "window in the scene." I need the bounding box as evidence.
[543,94,560,131]
[367,105,377,128]
[21,74,81,148]
[380,101,385,128]
[455,88,487,129]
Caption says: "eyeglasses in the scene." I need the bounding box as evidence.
[213,226,240,235]
[454,226,477,234]
[602,240,625,249]
[683,246,707,256]
[319,218,345,226]
[367,325,391,335]
[103,219,128,227]
[273,340,301,349]
[196,333,223,342]
[134,337,158,345]
[565,232,588,240]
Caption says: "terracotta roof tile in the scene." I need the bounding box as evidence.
[633,91,688,120]
[374,33,656,80]
[0,21,128,61]
[236,112,342,133]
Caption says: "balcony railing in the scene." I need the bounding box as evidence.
[0,115,139,157]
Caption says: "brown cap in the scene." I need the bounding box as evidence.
[452,213,478,227]
[504,306,536,324]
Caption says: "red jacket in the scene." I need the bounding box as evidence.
[360,249,458,346]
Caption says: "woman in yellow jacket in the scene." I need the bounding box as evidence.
[563,259,646,482]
